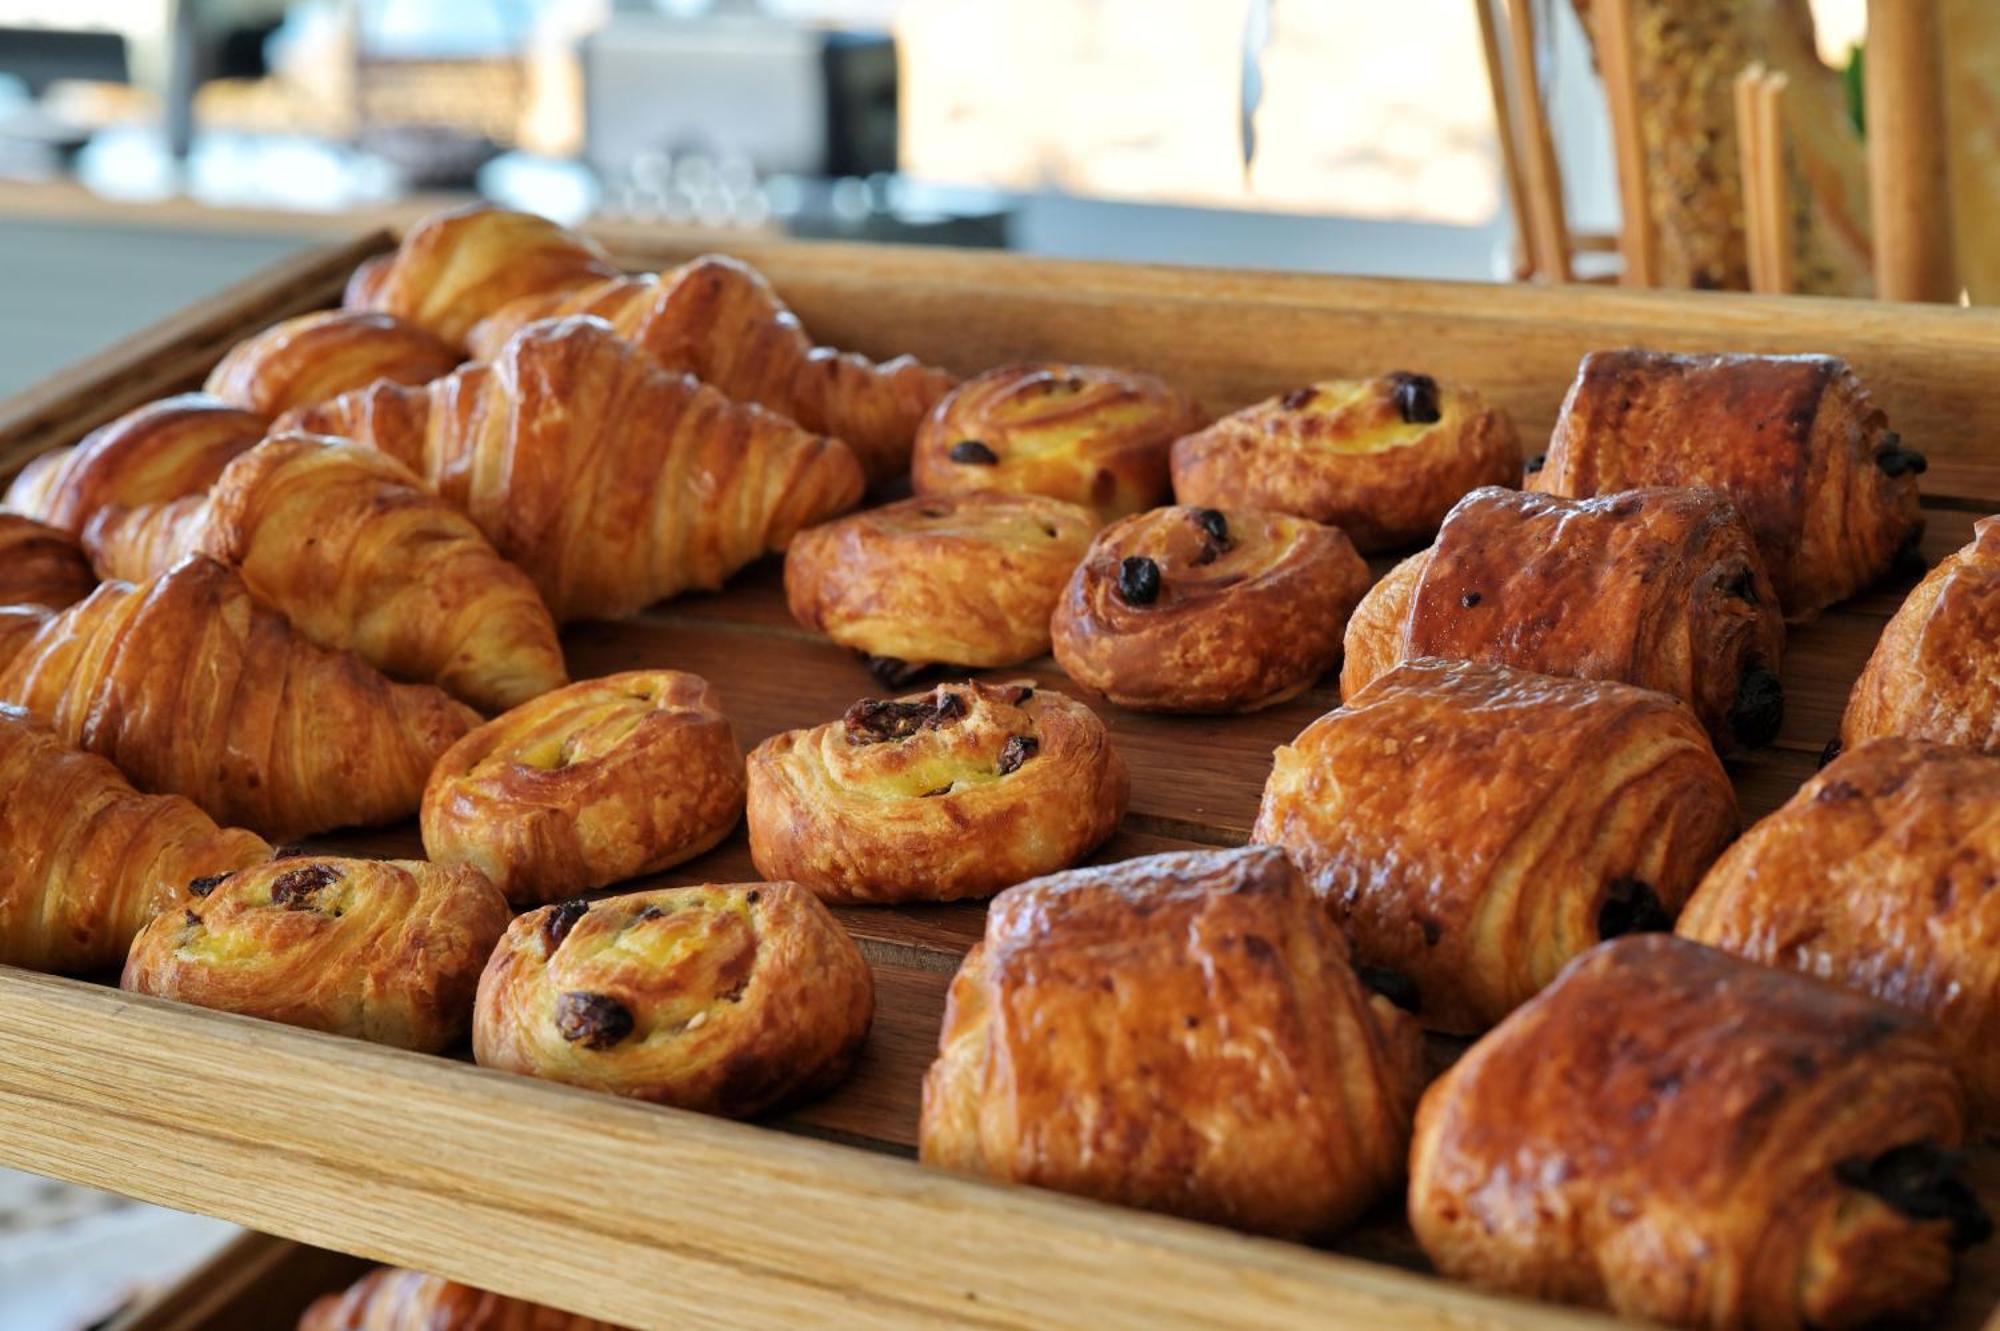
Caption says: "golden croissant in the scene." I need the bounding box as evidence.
[284,315,866,622]
[0,706,270,972]
[203,309,461,420]
[0,556,479,839]
[301,1266,628,1331]
[0,513,94,611]
[84,433,567,712]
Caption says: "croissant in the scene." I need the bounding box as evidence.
[467,254,957,485]
[1342,486,1786,752]
[0,707,269,973]
[3,393,264,535]
[300,1266,628,1331]
[1679,737,2000,1123]
[0,608,48,674]
[920,846,1425,1238]
[1533,350,1924,619]
[1409,934,1986,1329]
[1255,658,1738,1033]
[0,513,93,610]
[344,204,621,349]
[0,557,479,839]
[282,316,866,623]
[204,310,460,420]
[83,433,567,712]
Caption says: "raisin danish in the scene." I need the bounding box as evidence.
[473,884,873,1116]
[745,680,1127,904]
[1169,372,1520,552]
[1254,659,1737,1033]
[424,671,745,906]
[1534,350,1923,618]
[204,310,459,421]
[0,513,93,610]
[300,1266,626,1331]
[1409,935,1986,1330]
[910,363,1206,520]
[920,846,1424,1238]
[1679,737,2000,1122]
[123,856,510,1052]
[1342,486,1785,752]
[1050,505,1369,712]
[784,492,1096,677]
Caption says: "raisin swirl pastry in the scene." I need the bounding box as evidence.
[1051,505,1369,712]
[1679,737,2000,1123]
[473,884,873,1116]
[424,671,745,906]
[122,857,510,1052]
[1410,935,1987,1330]
[1170,372,1521,552]
[1534,350,1924,619]
[1342,486,1785,752]
[0,513,93,611]
[920,846,1424,1238]
[1254,659,1737,1033]
[910,363,1206,520]
[784,492,1095,677]
[300,1266,627,1331]
[745,680,1127,904]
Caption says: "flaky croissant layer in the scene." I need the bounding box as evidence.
[300,1266,629,1331]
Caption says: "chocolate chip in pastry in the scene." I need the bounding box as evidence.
[1534,350,1923,619]
[1342,486,1786,753]
[910,363,1206,521]
[1051,504,1370,712]
[299,1266,629,1331]
[920,845,1424,1238]
[1255,658,1737,1033]
[1169,372,1521,552]
[473,884,873,1116]
[424,671,746,906]
[122,856,510,1052]
[0,513,94,611]
[784,491,1095,673]
[1409,934,1985,1329]
[745,679,1126,904]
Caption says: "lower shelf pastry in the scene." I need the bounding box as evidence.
[1169,372,1520,552]
[1409,935,1987,1330]
[0,707,270,973]
[1343,485,1786,752]
[745,680,1127,903]
[1255,659,1737,1033]
[204,309,461,422]
[1678,737,2000,1123]
[1050,504,1370,712]
[122,856,510,1053]
[473,884,873,1116]
[0,513,94,610]
[920,846,1424,1238]
[424,671,746,906]
[301,1266,627,1331]
[910,363,1206,520]
[783,491,1096,676]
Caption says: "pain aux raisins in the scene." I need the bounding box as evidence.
[949,439,999,465]
[996,734,1039,775]
[555,991,635,1050]
[1117,554,1162,605]
[1388,371,1442,424]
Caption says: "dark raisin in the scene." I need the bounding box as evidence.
[1818,737,1844,769]
[1836,1141,1992,1248]
[920,785,954,797]
[861,653,933,690]
[1523,452,1546,475]
[949,439,999,465]
[1730,666,1785,749]
[1388,371,1442,424]
[633,905,667,923]
[1280,386,1319,411]
[1724,567,1758,602]
[183,909,202,929]
[996,734,1039,775]
[542,899,589,953]
[187,873,230,898]
[746,890,761,903]
[1192,508,1229,543]
[555,992,635,1050]
[1357,965,1421,1014]
[272,845,312,859]
[929,691,967,725]
[1598,878,1673,939]
[1006,683,1036,704]
[844,691,967,744]
[1117,555,1162,605]
[1460,591,1482,608]
[1875,432,1929,478]
[269,862,340,910]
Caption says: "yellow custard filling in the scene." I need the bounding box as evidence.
[1273,381,1444,455]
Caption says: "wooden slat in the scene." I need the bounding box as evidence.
[110,1231,370,1331]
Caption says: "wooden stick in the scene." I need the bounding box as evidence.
[1596,0,1657,286]
[1501,0,1574,281]
[1865,0,1958,301]
[1474,0,1538,279]
[1735,65,1770,291]
[1757,73,1793,295]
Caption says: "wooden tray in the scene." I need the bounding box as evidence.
[107,1233,370,1331]
[0,231,1996,1331]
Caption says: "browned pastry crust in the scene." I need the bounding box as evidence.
[1409,935,1983,1329]
[282,316,865,623]
[2,393,265,535]
[1051,505,1370,712]
[473,883,873,1116]
[920,846,1425,1238]
[424,671,745,906]
[783,491,1095,671]
[0,707,269,973]
[1255,658,1738,1033]
[910,363,1207,519]
[83,433,568,713]
[1341,486,1786,752]
[466,254,957,486]
[1534,350,1923,619]
[204,310,461,420]
[1169,373,1521,553]
[746,680,1126,904]
[0,557,479,839]
[1679,737,2000,1123]
[0,607,48,674]
[300,1266,628,1331]
[124,856,508,1052]
[0,513,93,610]
[1844,515,2000,753]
